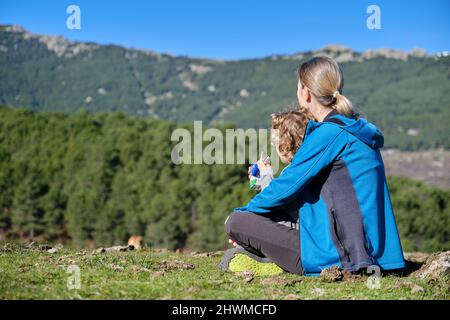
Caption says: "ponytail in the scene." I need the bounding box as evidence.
[333,91,358,118]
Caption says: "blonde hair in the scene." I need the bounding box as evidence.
[297,56,358,118]
[270,107,314,163]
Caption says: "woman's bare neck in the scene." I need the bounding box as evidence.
[313,107,333,122]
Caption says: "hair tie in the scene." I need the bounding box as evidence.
[332,91,340,99]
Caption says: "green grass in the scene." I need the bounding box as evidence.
[0,245,448,300]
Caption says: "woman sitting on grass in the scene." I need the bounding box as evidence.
[220,56,406,276]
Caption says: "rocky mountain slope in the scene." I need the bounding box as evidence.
[1,25,449,150]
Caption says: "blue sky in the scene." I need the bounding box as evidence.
[0,0,449,60]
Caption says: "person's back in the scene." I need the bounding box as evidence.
[293,112,405,274]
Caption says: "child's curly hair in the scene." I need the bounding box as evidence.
[270,107,315,163]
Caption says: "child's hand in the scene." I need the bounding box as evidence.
[257,160,270,171]
[248,153,271,184]
[256,152,270,171]
[257,154,271,171]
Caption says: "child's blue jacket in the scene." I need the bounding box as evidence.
[234,112,406,275]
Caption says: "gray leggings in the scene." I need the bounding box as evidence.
[224,210,302,275]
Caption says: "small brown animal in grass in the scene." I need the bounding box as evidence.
[128,235,143,250]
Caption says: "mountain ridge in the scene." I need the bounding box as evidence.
[1,24,441,62]
[1,24,449,150]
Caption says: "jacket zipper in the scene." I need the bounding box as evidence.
[360,222,374,263]
[330,208,351,263]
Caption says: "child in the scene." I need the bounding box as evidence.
[249,107,315,192]
[221,108,314,274]
[238,108,315,231]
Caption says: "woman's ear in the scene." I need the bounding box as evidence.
[302,85,312,103]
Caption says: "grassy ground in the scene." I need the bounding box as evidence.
[0,244,448,300]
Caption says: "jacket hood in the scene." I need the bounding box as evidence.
[305,113,384,149]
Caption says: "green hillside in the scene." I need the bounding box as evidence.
[0,25,449,150]
[0,106,448,252]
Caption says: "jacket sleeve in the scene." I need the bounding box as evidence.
[234,125,348,214]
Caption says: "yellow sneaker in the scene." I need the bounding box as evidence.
[218,247,284,276]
